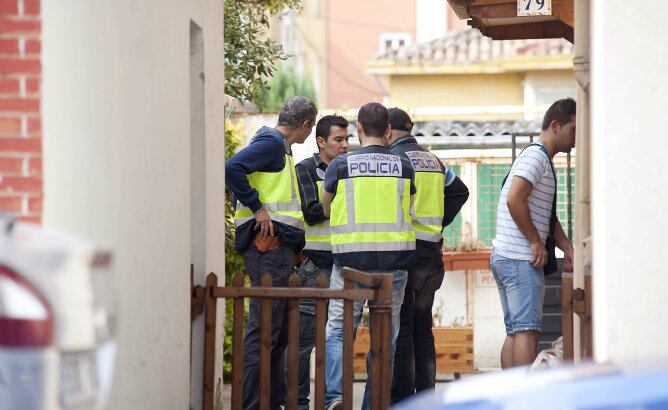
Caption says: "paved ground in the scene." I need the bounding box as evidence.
[221,379,455,409]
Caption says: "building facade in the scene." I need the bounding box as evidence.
[0,0,42,224]
[41,1,226,409]
[271,0,469,109]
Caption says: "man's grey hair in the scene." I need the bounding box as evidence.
[277,96,318,128]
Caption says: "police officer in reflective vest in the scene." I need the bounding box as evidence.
[225,96,317,410]
[386,108,469,402]
[321,103,416,410]
[294,115,349,409]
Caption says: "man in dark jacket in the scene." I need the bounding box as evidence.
[387,108,469,403]
[225,96,317,410]
[294,114,349,410]
[322,103,416,410]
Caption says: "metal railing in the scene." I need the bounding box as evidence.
[193,266,394,410]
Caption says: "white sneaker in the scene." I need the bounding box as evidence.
[325,400,343,410]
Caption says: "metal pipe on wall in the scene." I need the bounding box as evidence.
[572,0,592,361]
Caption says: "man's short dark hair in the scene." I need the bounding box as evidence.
[388,107,414,132]
[357,102,388,138]
[542,97,576,130]
[316,115,349,141]
[277,96,318,128]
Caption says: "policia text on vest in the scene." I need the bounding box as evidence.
[347,153,402,176]
[323,145,417,272]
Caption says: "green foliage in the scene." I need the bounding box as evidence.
[224,0,302,381]
[260,64,316,111]
[224,120,245,281]
[223,119,248,380]
[224,0,302,107]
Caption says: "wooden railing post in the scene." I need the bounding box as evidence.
[259,274,273,410]
[286,274,301,410]
[202,273,218,410]
[379,274,392,410]
[582,275,593,358]
[369,299,381,409]
[231,272,245,410]
[369,273,393,410]
[343,273,354,410]
[203,272,217,410]
[562,272,574,361]
[314,273,329,410]
[564,272,593,361]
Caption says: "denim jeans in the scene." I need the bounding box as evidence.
[490,249,545,334]
[241,244,294,410]
[296,259,332,410]
[324,264,408,410]
[391,253,445,403]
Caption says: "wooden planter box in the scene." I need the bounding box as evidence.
[434,327,474,373]
[353,327,371,373]
[442,250,492,271]
[353,327,474,374]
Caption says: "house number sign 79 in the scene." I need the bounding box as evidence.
[517,0,552,16]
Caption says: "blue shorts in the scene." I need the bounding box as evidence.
[490,250,545,334]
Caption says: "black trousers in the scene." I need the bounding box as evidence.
[241,244,294,410]
[391,253,445,404]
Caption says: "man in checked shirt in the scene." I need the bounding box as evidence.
[294,115,350,410]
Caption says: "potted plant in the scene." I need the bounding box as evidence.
[442,238,491,271]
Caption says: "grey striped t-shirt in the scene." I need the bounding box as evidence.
[492,145,555,260]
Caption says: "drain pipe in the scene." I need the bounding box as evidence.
[572,0,592,362]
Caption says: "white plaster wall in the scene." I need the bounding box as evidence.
[190,3,226,408]
[433,270,505,370]
[472,270,505,370]
[42,1,225,409]
[232,113,317,163]
[591,0,668,361]
[523,70,577,121]
[434,271,467,327]
[234,113,279,147]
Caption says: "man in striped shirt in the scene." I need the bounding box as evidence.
[491,97,576,368]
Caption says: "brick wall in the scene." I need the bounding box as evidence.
[0,0,41,223]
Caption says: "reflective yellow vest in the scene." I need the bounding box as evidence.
[234,154,304,230]
[303,181,331,252]
[404,150,445,243]
[412,171,445,242]
[330,172,415,254]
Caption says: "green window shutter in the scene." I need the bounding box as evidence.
[475,160,576,247]
[477,163,511,247]
[442,165,462,249]
[556,165,576,239]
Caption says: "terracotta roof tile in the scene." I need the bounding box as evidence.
[375,28,573,64]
